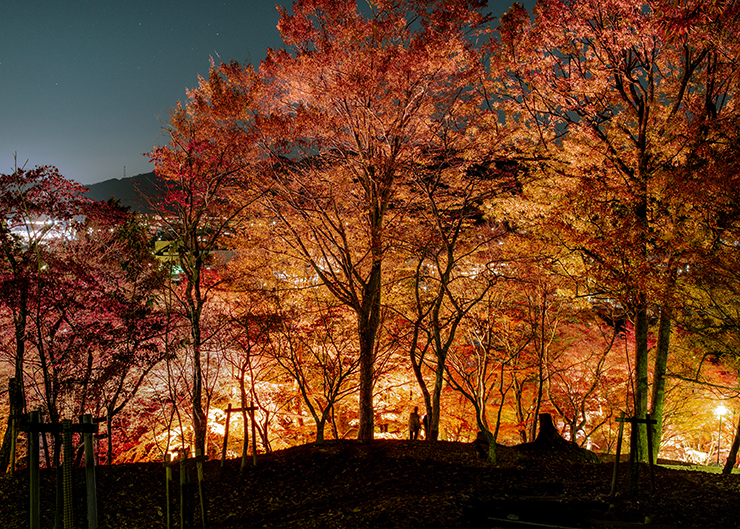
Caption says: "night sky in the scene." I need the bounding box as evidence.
[1,0,533,186]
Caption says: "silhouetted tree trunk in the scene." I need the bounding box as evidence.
[650,304,672,462]
[534,413,563,447]
[515,413,599,463]
[0,376,24,471]
[723,414,740,475]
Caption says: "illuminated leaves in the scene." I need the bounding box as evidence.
[248,0,495,441]
[491,2,740,453]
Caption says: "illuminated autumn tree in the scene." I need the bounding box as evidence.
[491,0,740,460]
[78,206,169,465]
[219,305,277,466]
[0,164,91,468]
[391,206,509,442]
[505,256,569,443]
[0,190,167,468]
[253,0,491,442]
[268,291,361,444]
[444,283,524,463]
[676,127,740,472]
[545,311,626,447]
[147,65,264,456]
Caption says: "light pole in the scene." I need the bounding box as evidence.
[716,404,729,466]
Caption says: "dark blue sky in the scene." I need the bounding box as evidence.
[1,0,532,185]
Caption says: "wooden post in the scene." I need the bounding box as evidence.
[180,452,188,529]
[83,415,98,529]
[29,411,40,529]
[646,413,656,494]
[610,411,625,497]
[221,403,232,468]
[9,416,16,475]
[180,449,195,529]
[220,403,257,470]
[165,454,173,529]
[63,419,74,529]
[179,452,186,529]
[614,414,658,496]
[628,416,639,495]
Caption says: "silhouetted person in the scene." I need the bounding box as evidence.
[409,406,421,440]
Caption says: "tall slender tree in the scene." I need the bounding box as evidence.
[253,0,491,441]
[147,65,263,455]
[0,164,91,469]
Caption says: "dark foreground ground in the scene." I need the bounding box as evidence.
[1,440,739,528]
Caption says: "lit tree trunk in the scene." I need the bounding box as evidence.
[649,265,677,462]
[106,409,114,466]
[192,344,206,455]
[239,367,249,471]
[723,413,740,475]
[529,294,548,441]
[0,300,27,470]
[430,362,443,441]
[185,255,207,456]
[0,374,24,471]
[407,317,433,439]
[633,77,652,462]
[356,259,381,442]
[650,305,672,462]
[404,259,446,443]
[513,377,529,443]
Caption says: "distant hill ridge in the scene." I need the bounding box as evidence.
[84,172,165,213]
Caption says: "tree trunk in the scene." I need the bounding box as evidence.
[514,413,599,463]
[430,365,443,441]
[0,265,28,472]
[530,295,548,441]
[407,319,434,441]
[723,413,740,475]
[485,431,497,465]
[649,305,671,462]
[535,413,561,446]
[239,370,249,471]
[107,411,114,466]
[473,414,497,464]
[513,378,528,443]
[634,300,650,462]
[0,376,24,472]
[190,303,206,455]
[356,261,381,443]
[357,336,375,442]
[192,341,206,456]
[315,417,326,444]
[186,258,207,457]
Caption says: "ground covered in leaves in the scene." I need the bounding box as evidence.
[1,440,739,528]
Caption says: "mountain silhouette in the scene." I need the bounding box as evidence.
[84,172,165,213]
